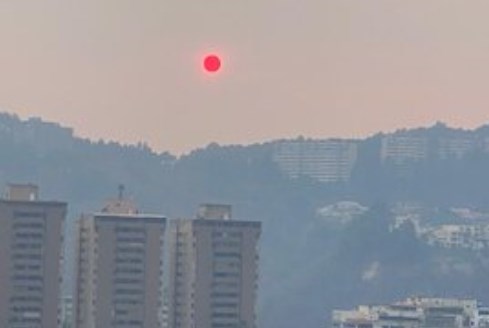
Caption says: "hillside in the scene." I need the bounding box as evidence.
[2,112,489,328]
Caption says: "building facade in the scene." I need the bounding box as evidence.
[381,135,428,165]
[273,139,358,183]
[0,184,66,328]
[332,297,481,328]
[72,197,166,328]
[167,204,261,328]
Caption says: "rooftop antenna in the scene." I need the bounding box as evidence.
[118,184,125,201]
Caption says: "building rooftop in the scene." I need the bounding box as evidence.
[197,203,232,220]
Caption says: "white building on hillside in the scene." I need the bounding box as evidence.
[273,139,358,183]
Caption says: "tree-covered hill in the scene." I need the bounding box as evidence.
[2,112,489,328]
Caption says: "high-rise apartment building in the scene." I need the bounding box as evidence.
[72,195,166,328]
[168,204,261,328]
[273,139,358,183]
[0,184,66,328]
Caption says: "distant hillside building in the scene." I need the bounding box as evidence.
[167,204,261,328]
[332,296,481,328]
[438,137,476,159]
[381,124,487,167]
[0,114,74,153]
[475,307,489,328]
[425,224,489,250]
[0,184,66,328]
[72,195,166,328]
[316,201,368,224]
[381,135,428,164]
[273,139,358,183]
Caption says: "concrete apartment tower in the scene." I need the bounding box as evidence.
[0,184,67,328]
[168,204,261,328]
[72,189,166,328]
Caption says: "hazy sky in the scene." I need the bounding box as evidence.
[1,0,489,154]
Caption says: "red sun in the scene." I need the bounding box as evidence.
[203,55,221,73]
